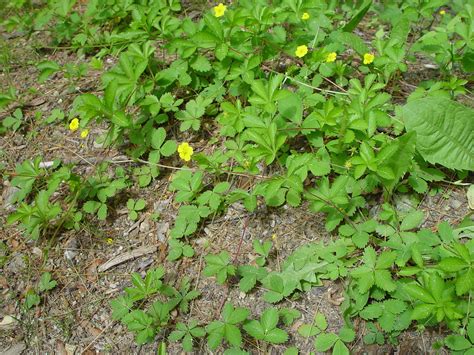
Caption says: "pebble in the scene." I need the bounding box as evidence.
[156,222,169,243]
[450,199,462,210]
[32,247,42,258]
[139,220,150,233]
[6,253,25,274]
[154,198,171,213]
[2,184,20,211]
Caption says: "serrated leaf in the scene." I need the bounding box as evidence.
[374,270,396,292]
[338,327,356,343]
[191,55,212,72]
[400,210,424,231]
[438,257,468,272]
[298,324,320,337]
[411,304,435,320]
[314,333,339,352]
[333,339,350,355]
[110,296,133,320]
[400,98,474,171]
[265,328,288,344]
[444,335,472,351]
[360,303,383,320]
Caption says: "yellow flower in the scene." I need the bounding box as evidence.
[106,238,113,244]
[439,9,446,15]
[69,118,79,132]
[178,142,194,162]
[363,53,375,65]
[301,12,310,20]
[80,129,89,138]
[326,52,337,63]
[213,3,227,17]
[295,45,308,58]
[344,160,352,169]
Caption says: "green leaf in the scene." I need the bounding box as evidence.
[111,111,131,128]
[332,339,350,355]
[411,304,435,320]
[97,203,108,220]
[38,272,57,292]
[191,55,212,72]
[265,328,288,344]
[403,283,435,303]
[343,0,373,32]
[298,324,320,337]
[400,98,474,171]
[438,257,468,272]
[360,303,383,320]
[377,132,416,190]
[462,49,474,72]
[278,91,302,124]
[444,335,472,351]
[400,210,424,231]
[225,323,242,347]
[314,333,339,351]
[161,140,177,156]
[134,199,146,211]
[110,296,133,320]
[283,346,299,355]
[37,60,61,83]
[243,320,265,339]
[338,327,355,342]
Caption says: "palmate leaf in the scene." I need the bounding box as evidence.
[400,98,474,171]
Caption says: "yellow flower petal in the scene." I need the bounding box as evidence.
[69,118,79,132]
[326,52,337,63]
[213,3,227,17]
[178,142,194,162]
[363,53,375,65]
[439,10,446,15]
[301,12,310,20]
[80,129,89,138]
[295,45,308,58]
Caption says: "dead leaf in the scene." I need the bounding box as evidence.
[467,185,474,210]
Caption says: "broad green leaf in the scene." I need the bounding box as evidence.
[411,304,435,320]
[265,328,288,344]
[400,210,424,231]
[400,98,474,171]
[403,283,435,303]
[343,0,373,32]
[360,303,383,320]
[444,335,472,351]
[438,257,468,272]
[314,333,339,351]
[462,49,474,72]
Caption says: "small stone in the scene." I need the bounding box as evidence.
[6,253,25,274]
[154,198,171,213]
[0,315,17,330]
[32,247,42,258]
[64,250,77,262]
[239,292,246,299]
[195,238,209,246]
[2,184,20,211]
[139,220,150,233]
[156,222,169,243]
[450,199,462,210]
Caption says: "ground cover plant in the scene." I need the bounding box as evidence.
[1,0,474,353]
